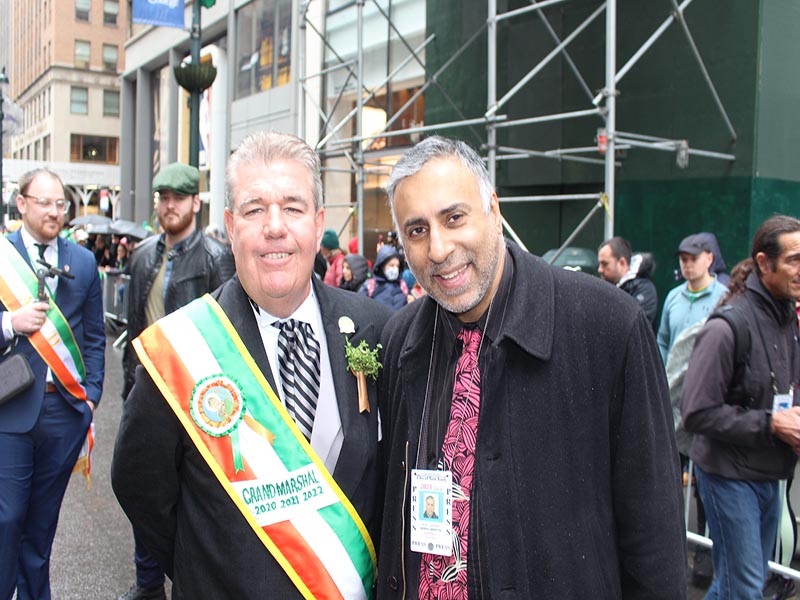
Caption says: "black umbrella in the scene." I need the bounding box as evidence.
[70,214,112,227]
[84,222,114,235]
[109,219,152,240]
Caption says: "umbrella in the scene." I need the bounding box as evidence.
[84,222,114,235]
[70,215,112,227]
[109,219,152,240]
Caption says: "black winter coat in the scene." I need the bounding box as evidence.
[377,243,687,599]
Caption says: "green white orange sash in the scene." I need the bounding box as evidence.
[133,294,377,600]
[0,235,94,483]
[0,236,87,399]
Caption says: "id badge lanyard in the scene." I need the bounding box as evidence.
[751,307,798,413]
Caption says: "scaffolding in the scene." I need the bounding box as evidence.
[299,0,737,257]
[296,0,800,580]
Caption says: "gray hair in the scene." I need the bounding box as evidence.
[18,168,65,196]
[386,136,494,222]
[225,131,323,210]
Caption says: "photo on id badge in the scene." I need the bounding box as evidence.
[420,491,442,522]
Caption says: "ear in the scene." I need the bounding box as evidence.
[755,251,772,274]
[192,194,201,215]
[315,207,326,250]
[489,192,502,233]
[16,194,26,215]
[224,208,235,251]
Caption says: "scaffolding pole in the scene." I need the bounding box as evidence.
[488,0,497,187]
[355,0,365,254]
[486,2,606,118]
[603,0,616,239]
[300,0,738,254]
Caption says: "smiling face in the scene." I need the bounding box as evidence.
[16,172,67,243]
[224,159,324,318]
[392,157,504,323]
[757,231,800,301]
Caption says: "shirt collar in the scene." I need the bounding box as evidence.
[20,225,56,252]
[250,283,322,337]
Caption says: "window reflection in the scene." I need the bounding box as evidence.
[236,0,292,100]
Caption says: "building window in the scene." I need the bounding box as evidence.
[75,40,90,69]
[71,134,119,164]
[104,0,118,25]
[76,0,90,21]
[235,0,292,100]
[102,44,118,71]
[71,87,89,114]
[43,135,51,161]
[103,90,120,116]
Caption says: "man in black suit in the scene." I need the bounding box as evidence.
[112,131,392,598]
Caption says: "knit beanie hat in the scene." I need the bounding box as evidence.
[321,229,340,250]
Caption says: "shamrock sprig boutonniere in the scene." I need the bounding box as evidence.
[339,316,382,413]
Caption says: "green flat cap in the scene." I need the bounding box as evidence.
[153,163,199,195]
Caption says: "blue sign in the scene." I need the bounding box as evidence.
[132,0,185,29]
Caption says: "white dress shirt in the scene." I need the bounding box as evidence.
[1,226,59,383]
[251,286,344,473]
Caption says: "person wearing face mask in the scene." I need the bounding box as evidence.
[359,244,410,310]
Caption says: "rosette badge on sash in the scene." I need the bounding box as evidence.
[191,376,246,471]
[133,294,376,600]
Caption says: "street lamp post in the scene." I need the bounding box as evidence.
[0,67,9,228]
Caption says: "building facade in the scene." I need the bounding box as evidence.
[119,0,424,246]
[3,0,127,218]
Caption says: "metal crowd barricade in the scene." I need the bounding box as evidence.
[102,271,129,348]
[684,459,800,581]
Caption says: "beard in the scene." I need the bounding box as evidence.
[160,209,195,236]
[415,236,502,317]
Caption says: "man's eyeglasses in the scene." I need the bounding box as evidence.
[23,195,71,212]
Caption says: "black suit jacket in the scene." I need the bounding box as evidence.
[112,275,391,598]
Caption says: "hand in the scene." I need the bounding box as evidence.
[11,301,51,335]
[771,407,800,450]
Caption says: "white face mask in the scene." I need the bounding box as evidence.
[384,266,400,281]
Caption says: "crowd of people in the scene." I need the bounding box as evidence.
[1,132,799,600]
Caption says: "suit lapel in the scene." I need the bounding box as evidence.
[313,279,373,492]
[54,237,71,300]
[216,276,278,393]
[10,230,30,268]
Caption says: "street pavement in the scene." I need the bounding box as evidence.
[48,339,170,599]
[40,337,769,599]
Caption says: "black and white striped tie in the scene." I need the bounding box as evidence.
[274,319,321,440]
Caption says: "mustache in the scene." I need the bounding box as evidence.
[426,253,471,276]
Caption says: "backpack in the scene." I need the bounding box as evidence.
[668,303,753,453]
[706,304,753,408]
[366,277,408,298]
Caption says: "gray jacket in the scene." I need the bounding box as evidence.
[682,272,799,480]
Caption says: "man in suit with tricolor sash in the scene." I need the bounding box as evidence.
[0,168,105,599]
[112,131,392,599]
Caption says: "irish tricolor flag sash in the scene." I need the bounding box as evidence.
[133,294,377,600]
[0,235,94,484]
[0,236,87,399]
